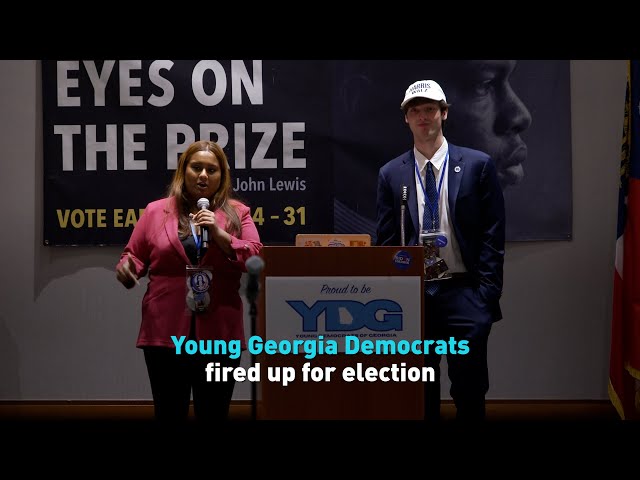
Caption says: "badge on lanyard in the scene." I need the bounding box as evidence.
[420,229,451,282]
[186,266,213,312]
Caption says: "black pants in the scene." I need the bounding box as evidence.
[423,280,493,422]
[143,347,241,423]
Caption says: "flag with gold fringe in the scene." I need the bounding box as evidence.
[609,59,640,420]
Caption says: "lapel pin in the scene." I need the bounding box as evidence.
[454,166,461,173]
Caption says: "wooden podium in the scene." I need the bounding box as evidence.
[255,246,424,420]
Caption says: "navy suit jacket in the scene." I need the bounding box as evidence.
[375,143,505,321]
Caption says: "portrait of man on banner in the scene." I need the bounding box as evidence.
[331,60,572,242]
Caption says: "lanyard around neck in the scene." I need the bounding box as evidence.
[190,220,202,260]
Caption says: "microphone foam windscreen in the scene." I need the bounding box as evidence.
[245,255,265,275]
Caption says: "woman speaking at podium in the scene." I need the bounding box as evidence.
[116,140,262,423]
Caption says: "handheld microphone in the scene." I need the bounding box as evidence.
[196,197,210,251]
[400,185,408,246]
[245,255,265,306]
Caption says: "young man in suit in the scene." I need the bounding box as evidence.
[375,80,505,421]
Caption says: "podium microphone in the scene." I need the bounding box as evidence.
[245,255,264,422]
[400,185,408,246]
[245,255,264,306]
[196,197,210,251]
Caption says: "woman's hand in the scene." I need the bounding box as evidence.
[191,209,218,232]
[190,210,233,256]
[116,253,140,289]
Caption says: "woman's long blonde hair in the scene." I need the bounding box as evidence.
[167,140,241,238]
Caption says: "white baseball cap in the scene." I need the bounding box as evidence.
[400,80,447,108]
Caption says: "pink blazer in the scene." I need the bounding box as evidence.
[116,197,263,349]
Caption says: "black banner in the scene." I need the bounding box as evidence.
[42,60,571,245]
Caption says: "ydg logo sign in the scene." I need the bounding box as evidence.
[285,300,403,331]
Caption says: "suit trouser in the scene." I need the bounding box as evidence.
[423,279,493,421]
